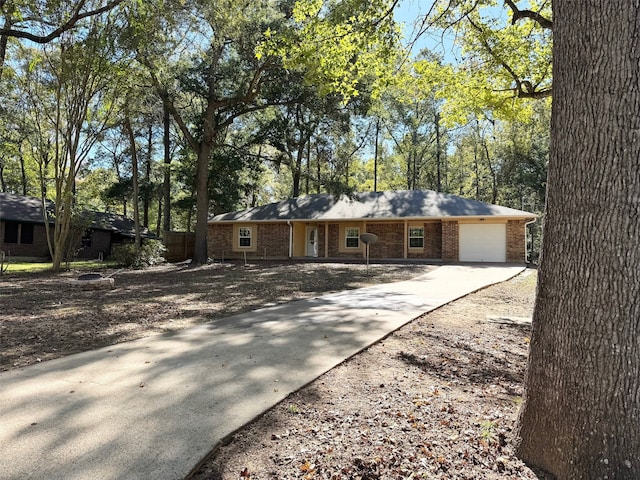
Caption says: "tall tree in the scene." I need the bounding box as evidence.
[21,16,122,271]
[131,0,289,264]
[122,109,141,247]
[516,1,640,477]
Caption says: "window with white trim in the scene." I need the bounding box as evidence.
[238,227,252,248]
[345,227,360,248]
[409,226,424,248]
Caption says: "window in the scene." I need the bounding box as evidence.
[3,222,34,245]
[345,227,360,248]
[81,230,92,248]
[409,226,424,248]
[20,223,34,245]
[4,222,19,244]
[238,227,252,248]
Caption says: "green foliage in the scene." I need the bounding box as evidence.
[111,239,166,269]
[422,1,552,124]
[260,0,402,101]
[2,260,118,274]
[0,0,552,258]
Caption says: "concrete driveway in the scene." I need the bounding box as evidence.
[0,264,524,480]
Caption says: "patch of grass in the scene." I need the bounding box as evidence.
[479,420,498,444]
[3,260,117,274]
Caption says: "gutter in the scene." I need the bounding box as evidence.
[287,221,293,258]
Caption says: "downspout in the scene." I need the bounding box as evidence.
[287,221,293,259]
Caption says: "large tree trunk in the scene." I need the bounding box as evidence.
[144,123,152,228]
[191,142,212,265]
[516,2,640,478]
[162,104,171,232]
[0,6,14,80]
[123,114,141,248]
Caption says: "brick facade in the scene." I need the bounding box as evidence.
[327,223,363,258]
[208,224,233,260]
[257,223,289,258]
[207,223,289,259]
[506,219,528,263]
[367,223,404,258]
[318,224,326,258]
[208,218,531,263]
[441,221,459,262]
[327,224,339,257]
[407,222,443,260]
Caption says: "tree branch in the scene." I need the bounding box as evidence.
[504,0,553,30]
[137,52,201,153]
[0,0,126,43]
[467,16,551,99]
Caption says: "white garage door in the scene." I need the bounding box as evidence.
[459,223,506,262]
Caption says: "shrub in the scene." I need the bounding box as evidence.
[111,240,166,269]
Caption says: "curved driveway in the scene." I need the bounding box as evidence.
[0,264,524,480]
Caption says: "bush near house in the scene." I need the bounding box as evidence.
[111,240,166,268]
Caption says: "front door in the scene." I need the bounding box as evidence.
[305,227,318,257]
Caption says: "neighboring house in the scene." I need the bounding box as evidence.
[208,190,537,263]
[0,192,155,260]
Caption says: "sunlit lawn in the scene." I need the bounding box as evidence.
[2,260,118,274]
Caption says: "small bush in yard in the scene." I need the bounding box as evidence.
[111,240,166,268]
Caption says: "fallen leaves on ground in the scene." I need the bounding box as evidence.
[189,271,543,480]
[0,261,430,371]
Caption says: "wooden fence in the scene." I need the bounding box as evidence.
[163,231,195,262]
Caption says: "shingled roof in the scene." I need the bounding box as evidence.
[209,190,535,223]
[0,192,155,238]
[0,192,54,223]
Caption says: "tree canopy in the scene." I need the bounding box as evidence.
[1,0,550,265]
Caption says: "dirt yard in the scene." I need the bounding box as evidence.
[0,261,433,371]
[0,261,543,479]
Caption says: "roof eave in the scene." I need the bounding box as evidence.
[209,214,538,223]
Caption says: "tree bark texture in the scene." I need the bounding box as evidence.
[123,114,141,248]
[162,105,171,233]
[191,140,213,265]
[516,1,640,478]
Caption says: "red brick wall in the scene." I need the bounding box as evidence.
[367,223,404,258]
[327,224,340,257]
[441,221,459,262]
[507,219,528,263]
[408,222,443,260]
[208,224,233,260]
[327,223,363,258]
[207,223,290,259]
[257,223,289,258]
[426,222,443,259]
[208,219,527,262]
[318,224,326,258]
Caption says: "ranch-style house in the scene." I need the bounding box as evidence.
[207,190,536,263]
